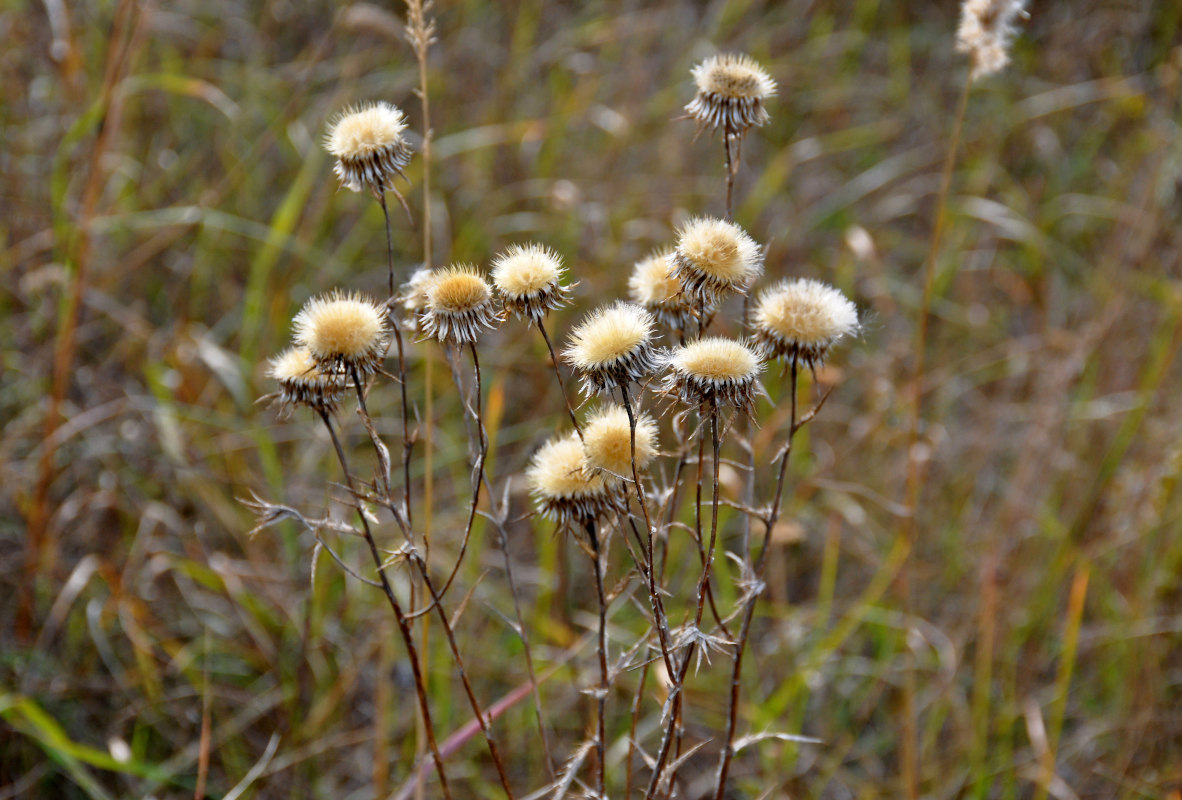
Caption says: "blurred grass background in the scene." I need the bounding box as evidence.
[3,0,1182,797]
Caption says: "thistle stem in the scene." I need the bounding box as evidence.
[537,317,582,437]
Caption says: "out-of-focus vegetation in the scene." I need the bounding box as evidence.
[3,0,1181,797]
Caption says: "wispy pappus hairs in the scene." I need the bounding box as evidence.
[685,53,776,136]
[419,264,500,344]
[292,290,389,376]
[628,249,700,332]
[526,432,623,529]
[267,346,346,415]
[582,404,658,479]
[662,337,764,413]
[491,243,572,322]
[956,0,1028,80]
[324,102,414,195]
[749,278,858,369]
[672,217,763,304]
[563,302,660,397]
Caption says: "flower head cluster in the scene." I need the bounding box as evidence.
[526,433,624,529]
[293,290,389,376]
[685,53,776,136]
[662,337,764,414]
[628,249,701,333]
[672,217,763,305]
[564,302,660,396]
[581,404,658,479]
[324,102,414,195]
[419,265,500,344]
[956,0,1028,80]
[491,243,572,322]
[267,346,346,415]
[749,278,858,368]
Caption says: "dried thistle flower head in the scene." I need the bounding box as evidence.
[563,302,660,396]
[673,217,763,304]
[527,432,622,528]
[749,278,858,368]
[956,0,1028,80]
[582,404,658,478]
[267,346,345,415]
[491,243,572,322]
[420,265,500,344]
[325,102,414,195]
[399,266,434,331]
[662,337,764,413]
[628,249,702,332]
[293,290,389,376]
[685,53,776,135]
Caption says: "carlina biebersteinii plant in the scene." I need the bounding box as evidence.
[491,242,573,322]
[672,216,764,307]
[662,336,765,415]
[749,278,860,370]
[955,0,1029,80]
[564,301,660,397]
[265,346,346,416]
[628,248,700,335]
[292,290,390,378]
[324,101,414,196]
[685,53,777,138]
[581,404,659,480]
[526,431,624,530]
[418,264,501,345]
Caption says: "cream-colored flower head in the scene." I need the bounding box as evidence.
[267,346,346,415]
[581,404,658,479]
[491,243,572,322]
[526,432,622,529]
[956,0,1028,81]
[662,337,764,413]
[628,249,703,333]
[749,278,858,368]
[293,290,389,376]
[399,266,434,332]
[325,102,414,195]
[419,264,500,344]
[685,54,776,135]
[563,302,660,396]
[672,217,763,304]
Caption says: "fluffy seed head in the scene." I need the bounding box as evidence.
[673,217,763,303]
[526,432,623,528]
[662,337,764,412]
[325,102,413,194]
[956,0,1028,80]
[266,346,346,415]
[399,266,434,332]
[628,249,700,332]
[563,302,660,396]
[293,291,389,375]
[749,278,858,368]
[582,405,658,478]
[686,54,776,134]
[491,243,571,321]
[419,265,500,344]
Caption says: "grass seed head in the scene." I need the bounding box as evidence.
[563,302,660,396]
[325,102,414,195]
[673,217,763,304]
[491,243,571,322]
[420,265,500,344]
[293,290,389,376]
[267,346,346,415]
[686,53,776,135]
[582,404,658,478]
[662,337,764,413]
[956,0,1028,80]
[750,278,858,368]
[527,432,622,528]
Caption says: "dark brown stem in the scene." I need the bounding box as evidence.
[378,198,416,531]
[437,341,487,598]
[588,521,609,799]
[537,317,582,437]
[316,409,451,798]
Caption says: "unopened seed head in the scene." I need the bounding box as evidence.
[526,432,619,527]
[673,217,763,303]
[420,265,500,344]
[293,290,389,375]
[956,0,1028,80]
[324,102,413,194]
[491,243,571,321]
[750,278,858,367]
[582,404,658,478]
[686,54,776,134]
[663,337,764,411]
[267,346,346,414]
[563,302,659,395]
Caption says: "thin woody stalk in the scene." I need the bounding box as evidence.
[537,318,582,436]
[587,521,609,799]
